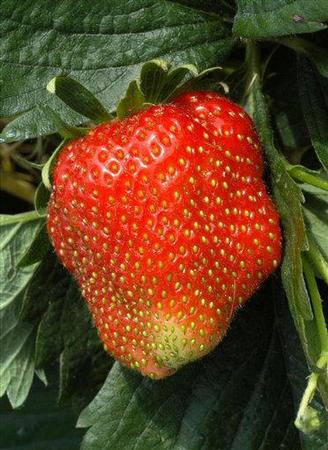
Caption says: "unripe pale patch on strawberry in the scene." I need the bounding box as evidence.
[47,92,282,379]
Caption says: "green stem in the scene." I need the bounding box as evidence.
[302,255,328,353]
[294,264,328,430]
[287,165,328,192]
[295,353,328,430]
[0,210,45,226]
[244,40,261,113]
[306,231,328,285]
[295,372,318,429]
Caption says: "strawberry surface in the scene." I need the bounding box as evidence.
[47,95,281,379]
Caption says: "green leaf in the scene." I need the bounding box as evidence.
[0,370,83,449]
[34,296,66,368]
[0,294,35,408]
[6,332,35,409]
[136,60,223,106]
[301,42,328,80]
[251,93,311,320]
[0,217,52,407]
[139,60,198,103]
[233,0,328,38]
[267,49,310,150]
[166,66,223,101]
[156,64,199,101]
[57,279,101,403]
[19,254,64,324]
[0,0,233,127]
[275,37,328,79]
[0,214,43,309]
[116,80,146,119]
[17,222,51,268]
[34,181,50,216]
[33,260,72,366]
[298,56,328,173]
[0,105,56,143]
[47,76,113,123]
[35,368,48,386]
[42,139,68,189]
[0,104,87,143]
[139,59,170,102]
[28,258,110,403]
[78,292,301,449]
[249,77,324,370]
[172,0,232,15]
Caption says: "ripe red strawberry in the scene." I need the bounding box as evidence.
[47,92,281,379]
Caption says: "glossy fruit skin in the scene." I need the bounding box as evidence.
[47,94,281,379]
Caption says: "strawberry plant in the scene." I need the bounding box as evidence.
[1,1,328,449]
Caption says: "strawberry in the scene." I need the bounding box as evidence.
[47,92,281,379]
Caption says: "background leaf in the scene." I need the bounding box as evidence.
[267,49,310,153]
[233,0,328,38]
[0,0,234,131]
[0,104,86,143]
[17,222,51,268]
[19,253,112,405]
[0,214,42,309]
[275,37,328,79]
[0,294,35,408]
[0,371,83,450]
[298,56,328,172]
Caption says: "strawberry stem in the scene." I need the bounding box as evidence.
[244,40,261,111]
[302,255,328,353]
[306,231,328,285]
[295,353,328,433]
[296,255,328,433]
[287,165,328,192]
[0,210,45,226]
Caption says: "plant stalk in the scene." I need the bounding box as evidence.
[287,165,328,192]
[295,353,327,431]
[0,210,45,226]
[306,232,328,285]
[243,39,261,113]
[302,255,328,354]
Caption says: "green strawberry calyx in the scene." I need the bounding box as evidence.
[43,60,222,190]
